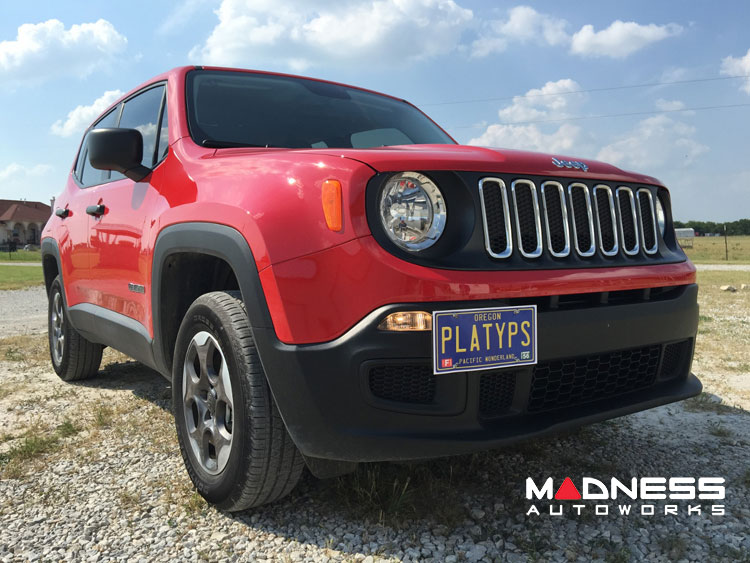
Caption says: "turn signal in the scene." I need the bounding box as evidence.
[378,311,432,332]
[322,179,343,231]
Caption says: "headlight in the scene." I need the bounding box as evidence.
[655,196,666,236]
[379,172,447,251]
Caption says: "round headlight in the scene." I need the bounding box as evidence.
[379,172,447,251]
[655,196,666,236]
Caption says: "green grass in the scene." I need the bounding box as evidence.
[0,249,43,262]
[682,235,750,264]
[0,264,44,290]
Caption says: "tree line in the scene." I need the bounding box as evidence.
[673,219,750,236]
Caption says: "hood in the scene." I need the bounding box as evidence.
[305,144,663,186]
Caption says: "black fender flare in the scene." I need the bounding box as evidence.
[150,222,275,377]
[40,237,63,297]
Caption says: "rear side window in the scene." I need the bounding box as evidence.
[118,85,165,168]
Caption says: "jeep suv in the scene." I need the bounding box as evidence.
[42,66,700,510]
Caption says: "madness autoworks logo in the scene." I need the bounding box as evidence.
[526,476,725,517]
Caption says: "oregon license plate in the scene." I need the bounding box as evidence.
[432,305,537,374]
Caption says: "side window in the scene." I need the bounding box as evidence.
[75,106,120,187]
[118,85,165,168]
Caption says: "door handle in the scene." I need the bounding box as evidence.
[55,208,70,219]
[86,204,106,217]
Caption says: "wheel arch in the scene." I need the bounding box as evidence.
[41,237,63,296]
[151,222,274,378]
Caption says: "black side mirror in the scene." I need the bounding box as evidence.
[88,128,151,182]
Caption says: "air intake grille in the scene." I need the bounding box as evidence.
[368,364,435,404]
[660,339,693,380]
[527,345,661,413]
[480,178,659,260]
[479,371,517,419]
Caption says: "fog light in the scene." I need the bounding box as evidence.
[378,311,432,331]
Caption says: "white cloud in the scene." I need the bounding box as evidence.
[50,90,123,137]
[158,0,215,35]
[190,0,473,70]
[497,78,585,123]
[596,115,708,170]
[0,163,52,182]
[0,19,127,85]
[471,5,567,57]
[469,122,584,154]
[720,48,750,94]
[468,79,589,154]
[570,20,683,58]
[0,163,58,202]
[655,98,686,111]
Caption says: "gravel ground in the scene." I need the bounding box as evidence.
[0,286,48,338]
[1,280,749,562]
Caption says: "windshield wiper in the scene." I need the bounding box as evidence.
[201,139,275,148]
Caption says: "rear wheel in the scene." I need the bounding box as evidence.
[173,291,303,511]
[48,276,103,381]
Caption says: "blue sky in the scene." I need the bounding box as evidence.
[1,0,749,220]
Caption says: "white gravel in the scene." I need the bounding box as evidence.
[1,283,749,562]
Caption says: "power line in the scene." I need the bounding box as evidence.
[448,102,750,129]
[421,74,750,107]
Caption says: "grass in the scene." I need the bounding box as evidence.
[0,334,50,367]
[0,422,80,478]
[93,403,115,428]
[707,421,732,438]
[0,249,43,262]
[682,235,750,264]
[0,264,44,290]
[683,393,735,415]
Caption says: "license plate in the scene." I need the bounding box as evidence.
[433,305,537,374]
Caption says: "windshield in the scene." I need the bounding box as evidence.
[185,70,454,149]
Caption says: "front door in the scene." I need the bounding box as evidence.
[88,84,168,330]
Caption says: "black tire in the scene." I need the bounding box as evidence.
[48,276,103,381]
[172,291,304,511]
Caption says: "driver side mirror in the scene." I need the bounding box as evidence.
[88,128,151,182]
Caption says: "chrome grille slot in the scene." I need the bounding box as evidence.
[616,187,640,256]
[637,189,658,255]
[568,183,595,257]
[511,180,543,258]
[541,181,570,257]
[478,178,513,258]
[593,185,619,256]
[478,177,661,261]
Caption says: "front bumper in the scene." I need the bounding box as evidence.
[254,283,700,462]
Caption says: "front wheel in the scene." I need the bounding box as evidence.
[48,276,103,381]
[172,291,303,511]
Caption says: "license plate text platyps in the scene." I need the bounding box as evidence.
[433,305,537,374]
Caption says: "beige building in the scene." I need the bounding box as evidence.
[0,199,52,246]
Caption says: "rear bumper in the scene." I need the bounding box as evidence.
[255,283,700,462]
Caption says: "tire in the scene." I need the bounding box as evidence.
[172,291,304,511]
[48,275,103,381]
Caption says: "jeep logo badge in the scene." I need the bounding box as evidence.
[552,157,589,172]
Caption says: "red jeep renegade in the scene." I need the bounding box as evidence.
[42,66,700,510]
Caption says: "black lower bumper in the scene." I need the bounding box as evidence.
[254,284,701,462]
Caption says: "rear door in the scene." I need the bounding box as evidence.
[87,84,168,329]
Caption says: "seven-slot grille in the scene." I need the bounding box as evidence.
[479,178,661,260]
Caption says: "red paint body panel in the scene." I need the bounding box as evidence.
[260,236,696,344]
[44,66,691,346]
